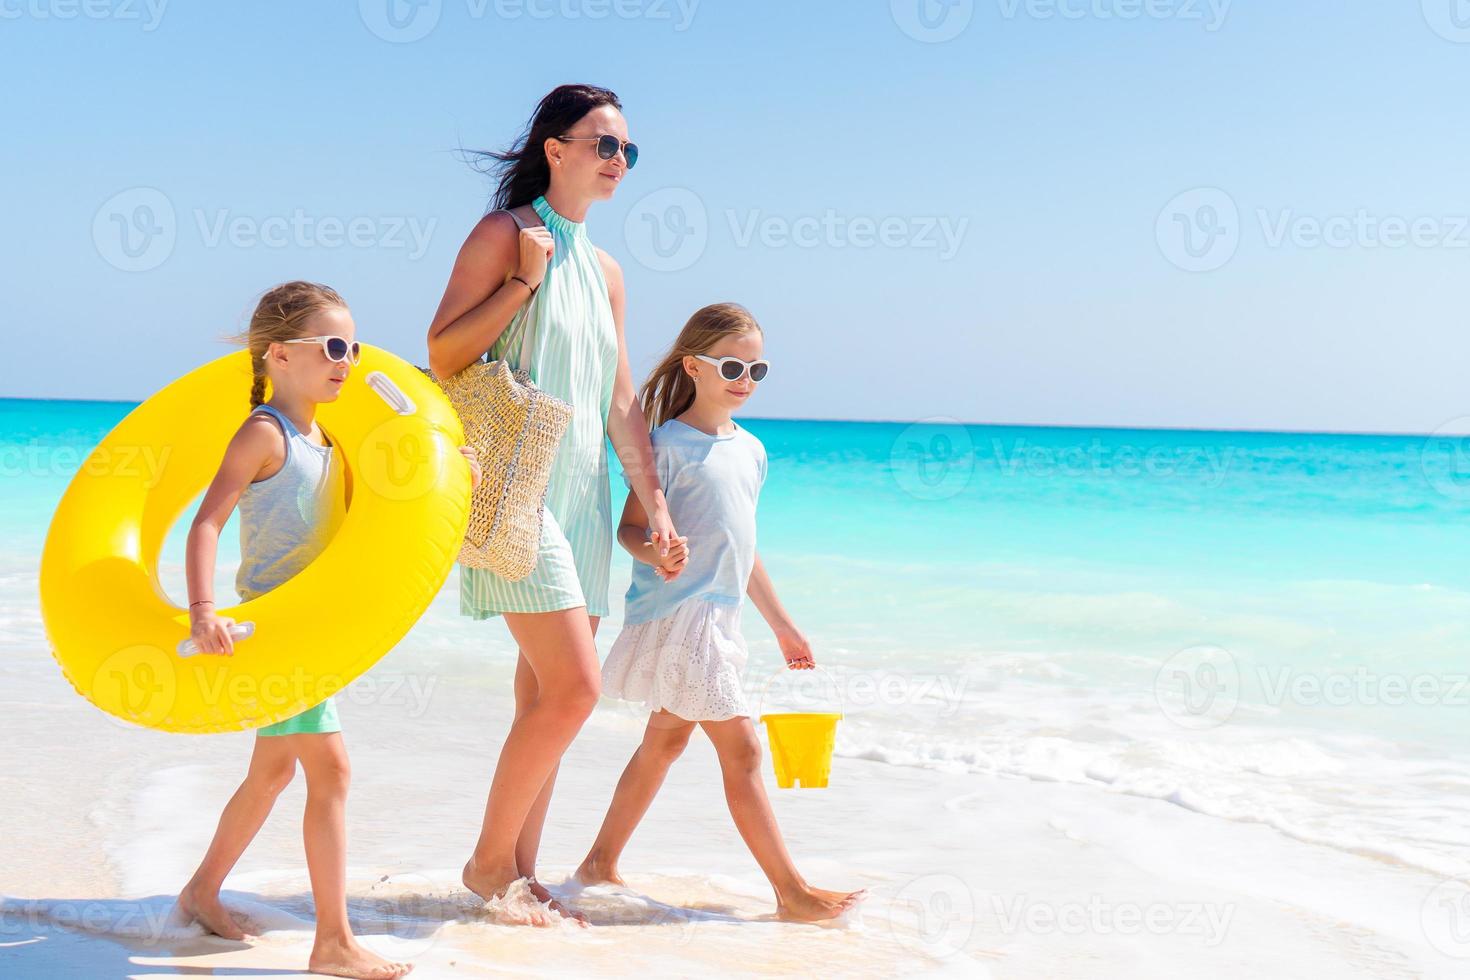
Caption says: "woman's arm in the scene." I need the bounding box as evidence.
[185,417,279,654]
[425,211,553,378]
[617,489,688,580]
[596,247,678,560]
[747,551,814,668]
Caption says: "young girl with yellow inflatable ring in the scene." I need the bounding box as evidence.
[170,282,480,978]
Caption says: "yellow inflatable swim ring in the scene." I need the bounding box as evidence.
[39,346,471,734]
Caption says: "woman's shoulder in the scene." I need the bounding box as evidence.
[466,208,522,247]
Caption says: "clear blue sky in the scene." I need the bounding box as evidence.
[2,1,1466,434]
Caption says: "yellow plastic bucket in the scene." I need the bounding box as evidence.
[761,711,842,789]
[758,666,843,789]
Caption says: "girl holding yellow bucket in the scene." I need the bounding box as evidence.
[575,303,867,923]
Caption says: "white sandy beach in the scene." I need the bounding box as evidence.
[2,569,1465,979]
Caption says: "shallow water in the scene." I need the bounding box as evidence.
[6,397,1470,907]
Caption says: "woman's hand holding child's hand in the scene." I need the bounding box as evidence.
[776,625,815,670]
[188,606,238,656]
[650,531,689,582]
[459,446,483,491]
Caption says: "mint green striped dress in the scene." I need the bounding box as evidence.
[460,194,618,619]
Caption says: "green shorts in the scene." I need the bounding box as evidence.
[258,697,341,737]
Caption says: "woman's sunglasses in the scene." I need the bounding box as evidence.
[282,335,362,365]
[557,133,639,170]
[694,354,769,383]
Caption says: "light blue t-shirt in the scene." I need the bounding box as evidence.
[621,417,767,626]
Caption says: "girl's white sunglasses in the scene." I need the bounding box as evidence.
[694,353,769,382]
[281,335,361,365]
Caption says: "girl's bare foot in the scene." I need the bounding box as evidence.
[814,886,867,907]
[308,936,411,979]
[777,885,868,923]
[572,856,627,888]
[174,882,248,941]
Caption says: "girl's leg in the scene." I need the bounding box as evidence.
[291,732,411,980]
[700,717,866,922]
[463,607,600,921]
[175,735,298,939]
[575,711,697,886]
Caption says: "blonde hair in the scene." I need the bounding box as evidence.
[638,303,762,431]
[233,281,348,407]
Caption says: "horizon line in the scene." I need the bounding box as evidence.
[0,395,1452,440]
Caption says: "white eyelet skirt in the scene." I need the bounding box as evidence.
[602,597,752,721]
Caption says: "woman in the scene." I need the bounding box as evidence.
[426,84,681,924]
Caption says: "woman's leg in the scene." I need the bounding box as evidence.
[513,614,601,882]
[575,711,697,886]
[700,717,866,922]
[463,606,600,920]
[292,732,411,980]
[175,735,298,939]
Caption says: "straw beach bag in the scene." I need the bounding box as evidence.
[426,216,573,579]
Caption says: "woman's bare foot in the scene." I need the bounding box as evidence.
[308,936,411,979]
[777,885,868,923]
[572,855,627,888]
[462,858,585,927]
[525,875,589,926]
[173,882,248,941]
[461,856,518,903]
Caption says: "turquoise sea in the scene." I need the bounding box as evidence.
[6,398,1470,878]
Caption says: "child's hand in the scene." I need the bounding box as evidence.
[188,606,238,656]
[651,532,689,582]
[459,446,483,491]
[776,625,815,670]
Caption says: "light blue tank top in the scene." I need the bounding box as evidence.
[235,404,347,602]
[621,418,767,626]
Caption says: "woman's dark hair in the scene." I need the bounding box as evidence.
[469,84,623,211]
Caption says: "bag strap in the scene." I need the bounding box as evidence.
[489,205,541,373]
